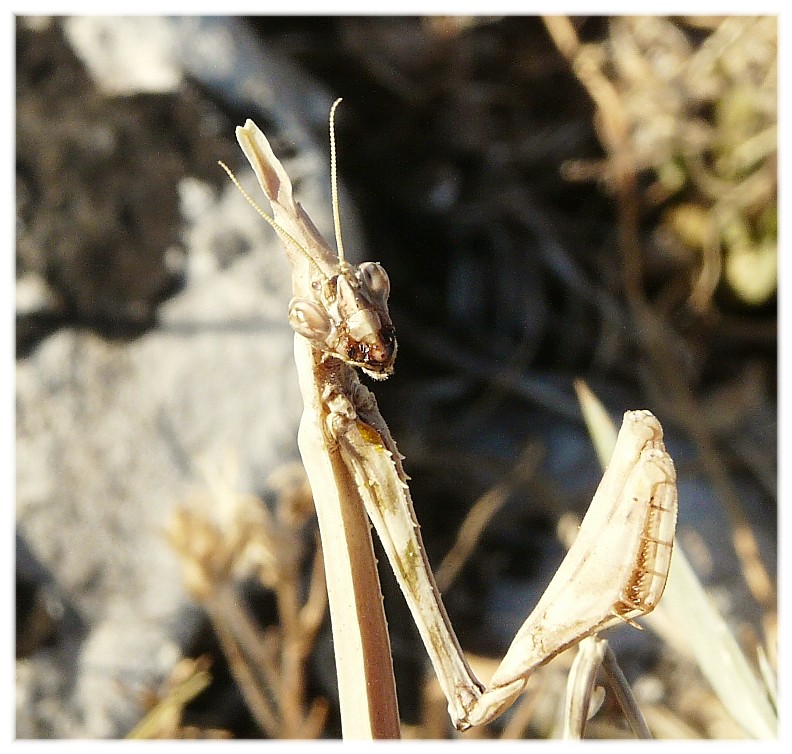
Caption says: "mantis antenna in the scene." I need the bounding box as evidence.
[329,97,346,266]
[218,160,327,281]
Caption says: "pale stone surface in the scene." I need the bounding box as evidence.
[15,16,351,737]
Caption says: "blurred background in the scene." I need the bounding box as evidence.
[15,16,777,739]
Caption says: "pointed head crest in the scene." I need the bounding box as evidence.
[222,98,397,379]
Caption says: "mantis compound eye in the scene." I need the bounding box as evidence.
[358,262,390,301]
[288,297,331,341]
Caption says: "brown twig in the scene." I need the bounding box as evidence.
[543,14,775,615]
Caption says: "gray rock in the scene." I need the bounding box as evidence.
[15,178,299,737]
[15,16,356,738]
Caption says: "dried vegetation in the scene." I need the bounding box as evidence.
[125,16,777,739]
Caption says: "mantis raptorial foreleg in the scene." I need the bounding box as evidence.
[334,383,676,729]
[221,100,678,732]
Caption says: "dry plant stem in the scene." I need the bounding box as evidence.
[126,660,212,739]
[166,494,328,737]
[207,578,329,738]
[544,15,774,612]
[266,498,329,736]
[204,593,281,736]
[273,541,328,737]
[435,441,542,592]
[213,585,278,687]
[298,537,330,643]
[757,644,778,712]
[661,545,777,738]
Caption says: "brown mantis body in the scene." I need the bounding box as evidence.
[220,100,678,732]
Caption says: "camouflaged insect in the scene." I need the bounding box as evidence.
[223,101,678,732]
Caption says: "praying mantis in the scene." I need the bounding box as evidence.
[219,99,678,735]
